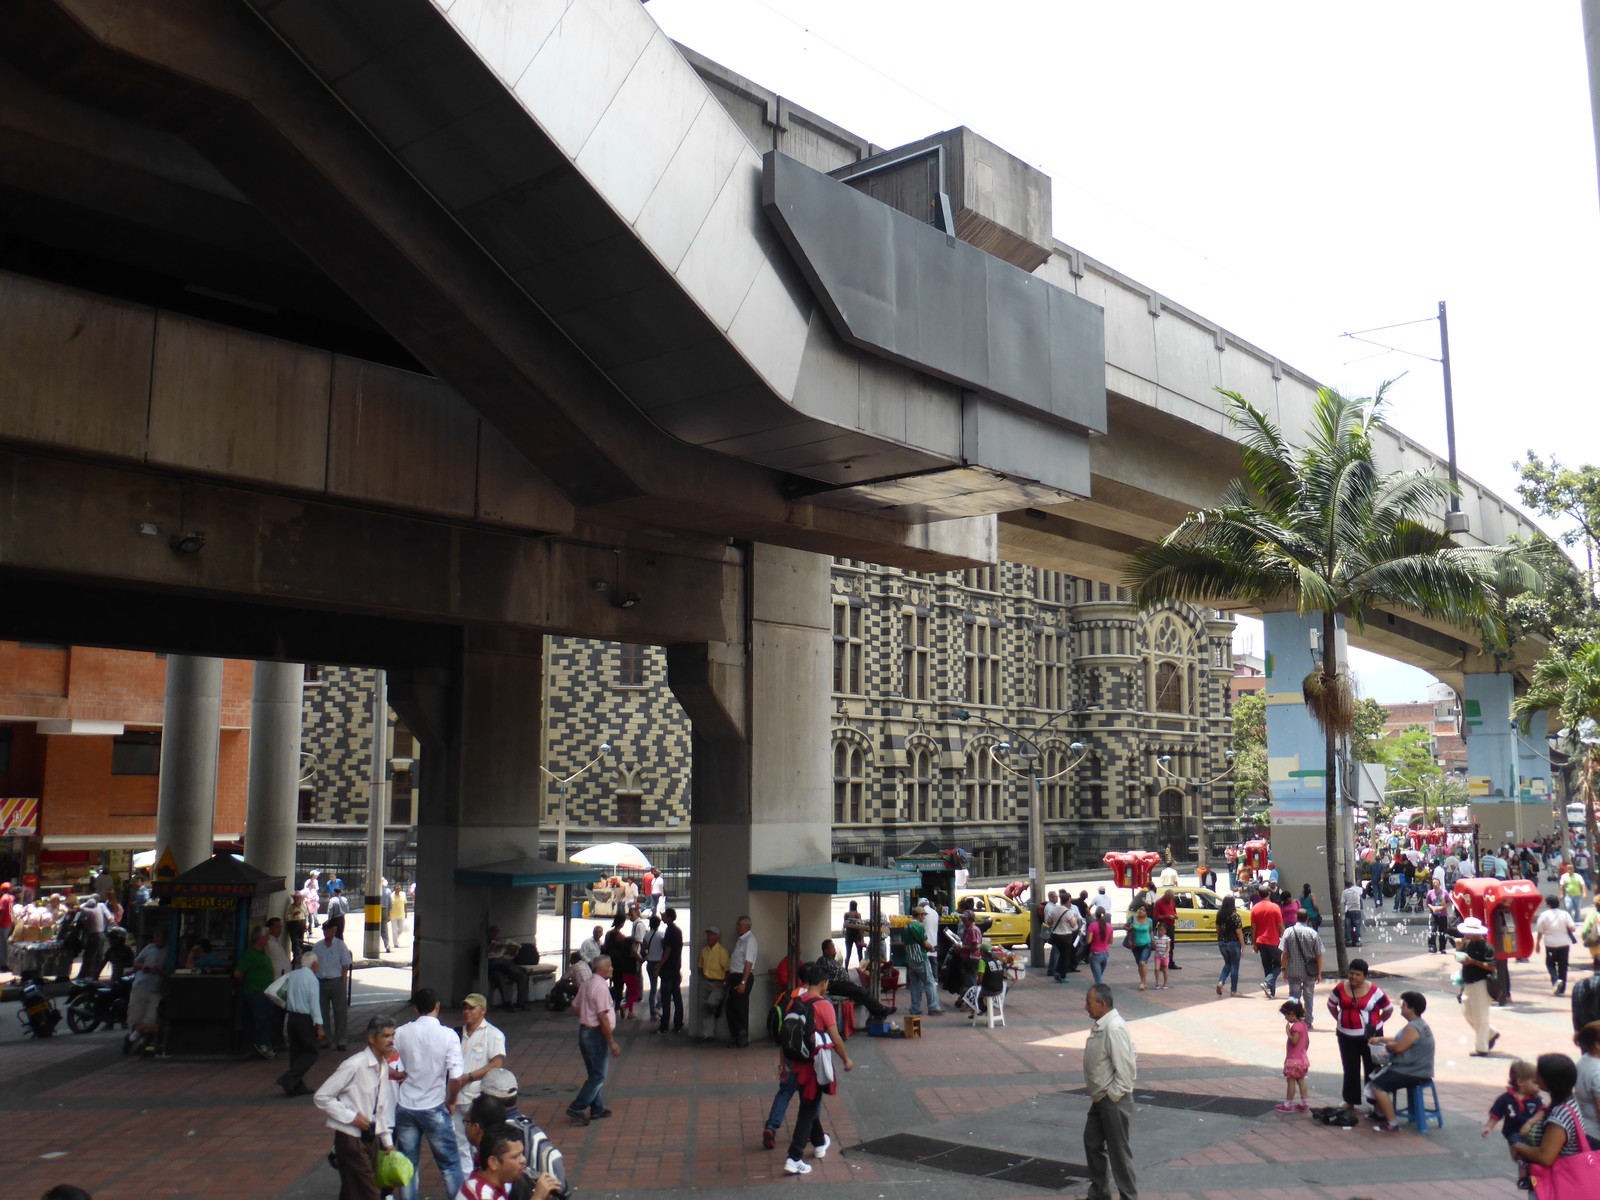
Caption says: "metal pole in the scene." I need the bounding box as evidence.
[364,669,388,960]
[1439,300,1461,510]
[1027,771,1046,968]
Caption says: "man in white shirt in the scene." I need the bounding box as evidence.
[314,1014,397,1200]
[312,920,355,1050]
[1082,983,1138,1200]
[1535,894,1579,997]
[1156,865,1180,889]
[1340,880,1365,949]
[126,928,168,1047]
[392,986,466,1200]
[452,992,508,1179]
[579,925,604,964]
[726,915,758,1048]
[647,867,666,914]
[276,950,324,1096]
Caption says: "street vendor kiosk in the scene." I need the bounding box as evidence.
[152,853,284,1055]
[1452,877,1540,961]
[889,843,988,954]
[1103,851,1162,891]
[748,861,909,1029]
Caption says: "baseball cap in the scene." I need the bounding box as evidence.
[462,992,488,1009]
[705,924,720,935]
[482,1067,518,1099]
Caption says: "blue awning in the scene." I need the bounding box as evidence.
[454,859,604,888]
[747,861,908,896]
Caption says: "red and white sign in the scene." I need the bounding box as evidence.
[0,798,39,836]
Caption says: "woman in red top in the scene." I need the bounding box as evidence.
[1325,958,1392,1111]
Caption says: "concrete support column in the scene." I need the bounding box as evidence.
[155,654,223,873]
[1464,670,1551,842]
[1519,710,1555,834]
[244,661,304,910]
[668,545,833,1037]
[1463,672,1516,799]
[394,632,544,1004]
[1260,611,1349,896]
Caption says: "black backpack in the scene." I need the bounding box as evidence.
[778,994,818,1062]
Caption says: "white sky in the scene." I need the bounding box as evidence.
[649,0,1600,702]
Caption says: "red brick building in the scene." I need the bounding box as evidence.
[0,642,253,889]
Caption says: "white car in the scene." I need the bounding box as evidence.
[1569,802,1588,826]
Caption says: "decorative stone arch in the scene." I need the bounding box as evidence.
[1144,608,1200,715]
[902,730,940,822]
[962,733,1004,823]
[831,726,872,825]
[1156,786,1188,852]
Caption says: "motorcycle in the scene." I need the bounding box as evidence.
[16,978,62,1038]
[65,973,132,1034]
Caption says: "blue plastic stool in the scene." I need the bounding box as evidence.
[1393,1082,1442,1132]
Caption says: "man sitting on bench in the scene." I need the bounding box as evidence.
[486,925,533,1012]
[815,939,890,1020]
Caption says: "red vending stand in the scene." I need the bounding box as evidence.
[1243,840,1270,872]
[1451,877,1540,960]
[1102,851,1163,890]
[1103,852,1133,888]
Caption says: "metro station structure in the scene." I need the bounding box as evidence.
[0,0,1549,1004]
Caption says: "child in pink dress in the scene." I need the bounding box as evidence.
[1277,999,1310,1111]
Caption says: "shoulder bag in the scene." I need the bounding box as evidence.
[1529,1102,1600,1200]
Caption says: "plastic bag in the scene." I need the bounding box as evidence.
[374,1148,414,1191]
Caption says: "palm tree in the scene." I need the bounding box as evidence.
[1514,643,1600,875]
[1125,386,1536,972]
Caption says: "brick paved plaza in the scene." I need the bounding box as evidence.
[1,920,1583,1200]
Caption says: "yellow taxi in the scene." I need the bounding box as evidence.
[954,889,1034,947]
[1160,886,1253,943]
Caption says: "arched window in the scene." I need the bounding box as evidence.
[832,740,866,824]
[1153,662,1182,713]
[909,747,934,822]
[965,743,1002,822]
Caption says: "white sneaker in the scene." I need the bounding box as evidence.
[783,1158,812,1175]
[814,1135,831,1159]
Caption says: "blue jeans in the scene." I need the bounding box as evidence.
[1088,951,1108,983]
[244,990,276,1047]
[1344,910,1362,946]
[1216,941,1241,992]
[906,957,942,1014]
[571,1024,610,1115]
[395,1103,463,1200]
[1565,893,1583,921]
[764,1071,800,1132]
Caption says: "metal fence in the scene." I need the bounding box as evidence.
[294,835,416,898]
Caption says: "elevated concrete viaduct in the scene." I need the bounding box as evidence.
[0,0,1550,1000]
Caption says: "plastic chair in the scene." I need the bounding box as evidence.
[1393,1082,1442,1132]
[967,981,1006,1028]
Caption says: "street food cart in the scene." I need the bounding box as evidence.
[152,853,284,1055]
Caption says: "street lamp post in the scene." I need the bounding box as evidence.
[541,743,612,867]
[540,742,610,966]
[1154,752,1235,870]
[951,708,1087,968]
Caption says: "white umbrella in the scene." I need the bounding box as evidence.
[571,842,652,871]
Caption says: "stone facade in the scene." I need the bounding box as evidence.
[296,563,1237,873]
[530,560,1238,873]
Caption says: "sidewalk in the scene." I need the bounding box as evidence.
[0,922,1586,1200]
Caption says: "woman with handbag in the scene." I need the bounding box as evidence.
[1513,1053,1600,1197]
[1457,917,1501,1056]
[1124,904,1153,991]
[1215,895,1245,997]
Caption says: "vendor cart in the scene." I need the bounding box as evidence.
[151,853,284,1056]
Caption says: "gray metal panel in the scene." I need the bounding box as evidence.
[762,151,1106,438]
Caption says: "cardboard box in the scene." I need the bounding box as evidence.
[904,1016,922,1039]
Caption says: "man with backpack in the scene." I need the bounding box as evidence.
[773,962,853,1176]
[481,1068,569,1200]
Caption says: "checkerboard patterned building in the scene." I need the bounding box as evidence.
[534,559,1237,875]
